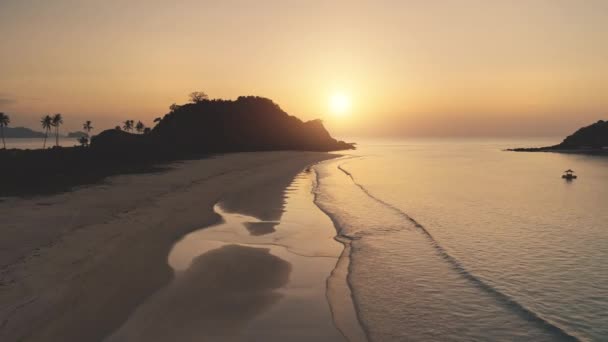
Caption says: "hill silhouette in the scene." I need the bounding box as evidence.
[557,120,608,149]
[3,126,46,138]
[510,120,608,153]
[1,96,353,196]
[92,96,353,156]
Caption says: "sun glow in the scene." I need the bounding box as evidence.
[329,93,351,116]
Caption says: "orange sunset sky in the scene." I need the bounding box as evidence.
[1,0,607,137]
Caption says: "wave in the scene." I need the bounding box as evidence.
[310,164,373,342]
[320,161,582,342]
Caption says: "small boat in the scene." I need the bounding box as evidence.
[562,169,577,180]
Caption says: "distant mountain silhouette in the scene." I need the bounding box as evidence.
[67,131,88,138]
[4,126,46,138]
[510,120,608,153]
[92,96,354,155]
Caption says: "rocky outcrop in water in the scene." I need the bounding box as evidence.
[509,120,608,153]
[558,120,608,149]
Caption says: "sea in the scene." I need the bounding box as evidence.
[313,138,608,341]
[3,137,79,149]
[10,135,607,341]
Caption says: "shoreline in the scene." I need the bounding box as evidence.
[311,157,372,342]
[0,151,359,341]
[107,182,364,341]
[310,158,370,342]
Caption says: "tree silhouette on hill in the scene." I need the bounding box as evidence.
[122,120,134,132]
[135,121,145,134]
[189,91,209,103]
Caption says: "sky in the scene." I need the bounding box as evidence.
[1,0,607,138]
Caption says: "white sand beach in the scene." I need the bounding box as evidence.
[0,151,364,342]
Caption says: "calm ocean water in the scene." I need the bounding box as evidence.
[313,139,608,341]
[3,137,77,149]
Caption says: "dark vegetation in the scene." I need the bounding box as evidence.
[0,147,170,197]
[0,95,354,197]
[509,120,608,154]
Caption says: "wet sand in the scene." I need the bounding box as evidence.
[107,170,365,341]
[0,151,361,341]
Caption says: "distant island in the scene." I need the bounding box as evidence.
[2,126,87,139]
[509,120,608,154]
[3,126,46,138]
[0,95,354,196]
[67,131,88,138]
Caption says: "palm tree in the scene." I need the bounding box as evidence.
[41,115,53,149]
[135,121,145,134]
[51,113,63,147]
[77,136,88,147]
[83,120,93,137]
[122,120,134,132]
[0,112,10,149]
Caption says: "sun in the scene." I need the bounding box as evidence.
[329,93,351,116]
